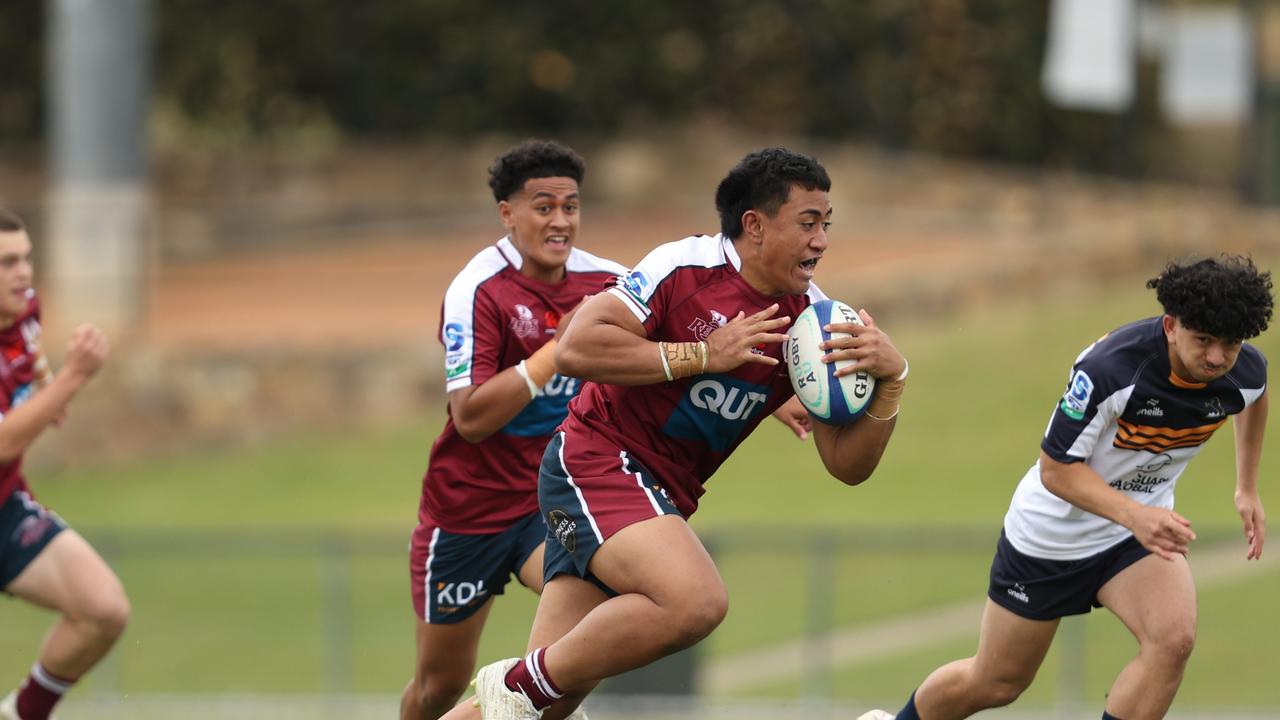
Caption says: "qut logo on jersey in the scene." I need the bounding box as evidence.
[664,375,771,451]
[689,379,768,419]
[541,374,578,398]
[436,580,488,608]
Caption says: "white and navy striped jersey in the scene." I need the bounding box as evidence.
[1005,316,1267,559]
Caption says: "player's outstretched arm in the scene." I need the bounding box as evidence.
[1040,452,1196,561]
[0,323,107,461]
[1233,389,1268,560]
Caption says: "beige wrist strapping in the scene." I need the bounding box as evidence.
[657,341,708,381]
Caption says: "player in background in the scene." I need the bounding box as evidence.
[401,141,628,720]
[0,208,125,720]
[860,256,1271,720]
[439,146,909,720]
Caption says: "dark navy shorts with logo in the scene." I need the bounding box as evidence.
[539,430,683,591]
[988,529,1151,621]
[409,511,545,624]
[1,490,67,592]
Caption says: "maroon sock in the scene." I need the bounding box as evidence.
[16,664,74,720]
[502,648,563,710]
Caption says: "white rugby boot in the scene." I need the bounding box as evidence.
[471,658,542,720]
[857,711,895,720]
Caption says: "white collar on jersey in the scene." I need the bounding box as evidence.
[495,236,523,270]
[719,233,743,272]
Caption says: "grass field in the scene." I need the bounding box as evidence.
[3,269,1279,713]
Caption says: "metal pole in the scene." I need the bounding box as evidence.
[46,0,151,339]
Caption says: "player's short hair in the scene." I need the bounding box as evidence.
[1147,255,1274,340]
[488,140,586,203]
[0,207,25,233]
[715,147,831,239]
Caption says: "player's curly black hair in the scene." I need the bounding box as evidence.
[715,147,831,239]
[1147,255,1274,340]
[487,140,585,203]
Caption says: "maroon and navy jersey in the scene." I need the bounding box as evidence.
[421,237,627,534]
[0,293,45,501]
[563,234,825,517]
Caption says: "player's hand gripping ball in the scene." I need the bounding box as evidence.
[785,300,876,424]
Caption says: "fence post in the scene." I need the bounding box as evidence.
[1057,615,1086,719]
[320,533,353,698]
[805,531,836,709]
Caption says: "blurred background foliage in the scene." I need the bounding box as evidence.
[1,1,1176,176]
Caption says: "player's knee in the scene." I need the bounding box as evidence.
[983,676,1029,708]
[415,673,469,714]
[670,590,728,647]
[1148,625,1196,668]
[81,588,131,641]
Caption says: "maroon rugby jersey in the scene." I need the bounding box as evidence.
[564,234,824,517]
[0,293,45,501]
[421,237,627,533]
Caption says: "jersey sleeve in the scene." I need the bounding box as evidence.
[1231,343,1268,407]
[605,235,717,337]
[441,279,504,392]
[1040,340,1133,464]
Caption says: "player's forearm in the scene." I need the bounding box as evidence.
[556,321,671,386]
[450,369,541,443]
[811,415,895,486]
[0,371,88,461]
[1039,452,1144,529]
[1233,391,1267,496]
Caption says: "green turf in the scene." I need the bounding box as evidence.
[2,269,1279,707]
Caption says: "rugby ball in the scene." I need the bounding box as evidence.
[785,300,876,424]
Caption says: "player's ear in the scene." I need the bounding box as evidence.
[498,200,515,230]
[741,210,764,243]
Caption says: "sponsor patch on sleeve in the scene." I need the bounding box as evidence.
[1059,369,1094,420]
[443,322,466,352]
[445,360,469,380]
[621,270,651,303]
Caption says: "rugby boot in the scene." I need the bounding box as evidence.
[857,711,895,720]
[471,658,541,720]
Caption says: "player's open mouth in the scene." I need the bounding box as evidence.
[799,257,820,272]
[545,235,570,248]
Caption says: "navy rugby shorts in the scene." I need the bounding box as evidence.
[988,529,1151,621]
[1,490,67,592]
[408,511,545,623]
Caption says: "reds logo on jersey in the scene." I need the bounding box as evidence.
[687,310,727,341]
[510,304,540,338]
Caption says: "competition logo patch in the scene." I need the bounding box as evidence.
[1059,369,1094,421]
[547,508,577,552]
[443,322,466,352]
[622,270,650,300]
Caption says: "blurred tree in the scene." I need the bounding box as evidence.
[0,3,45,144]
[0,1,1201,181]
